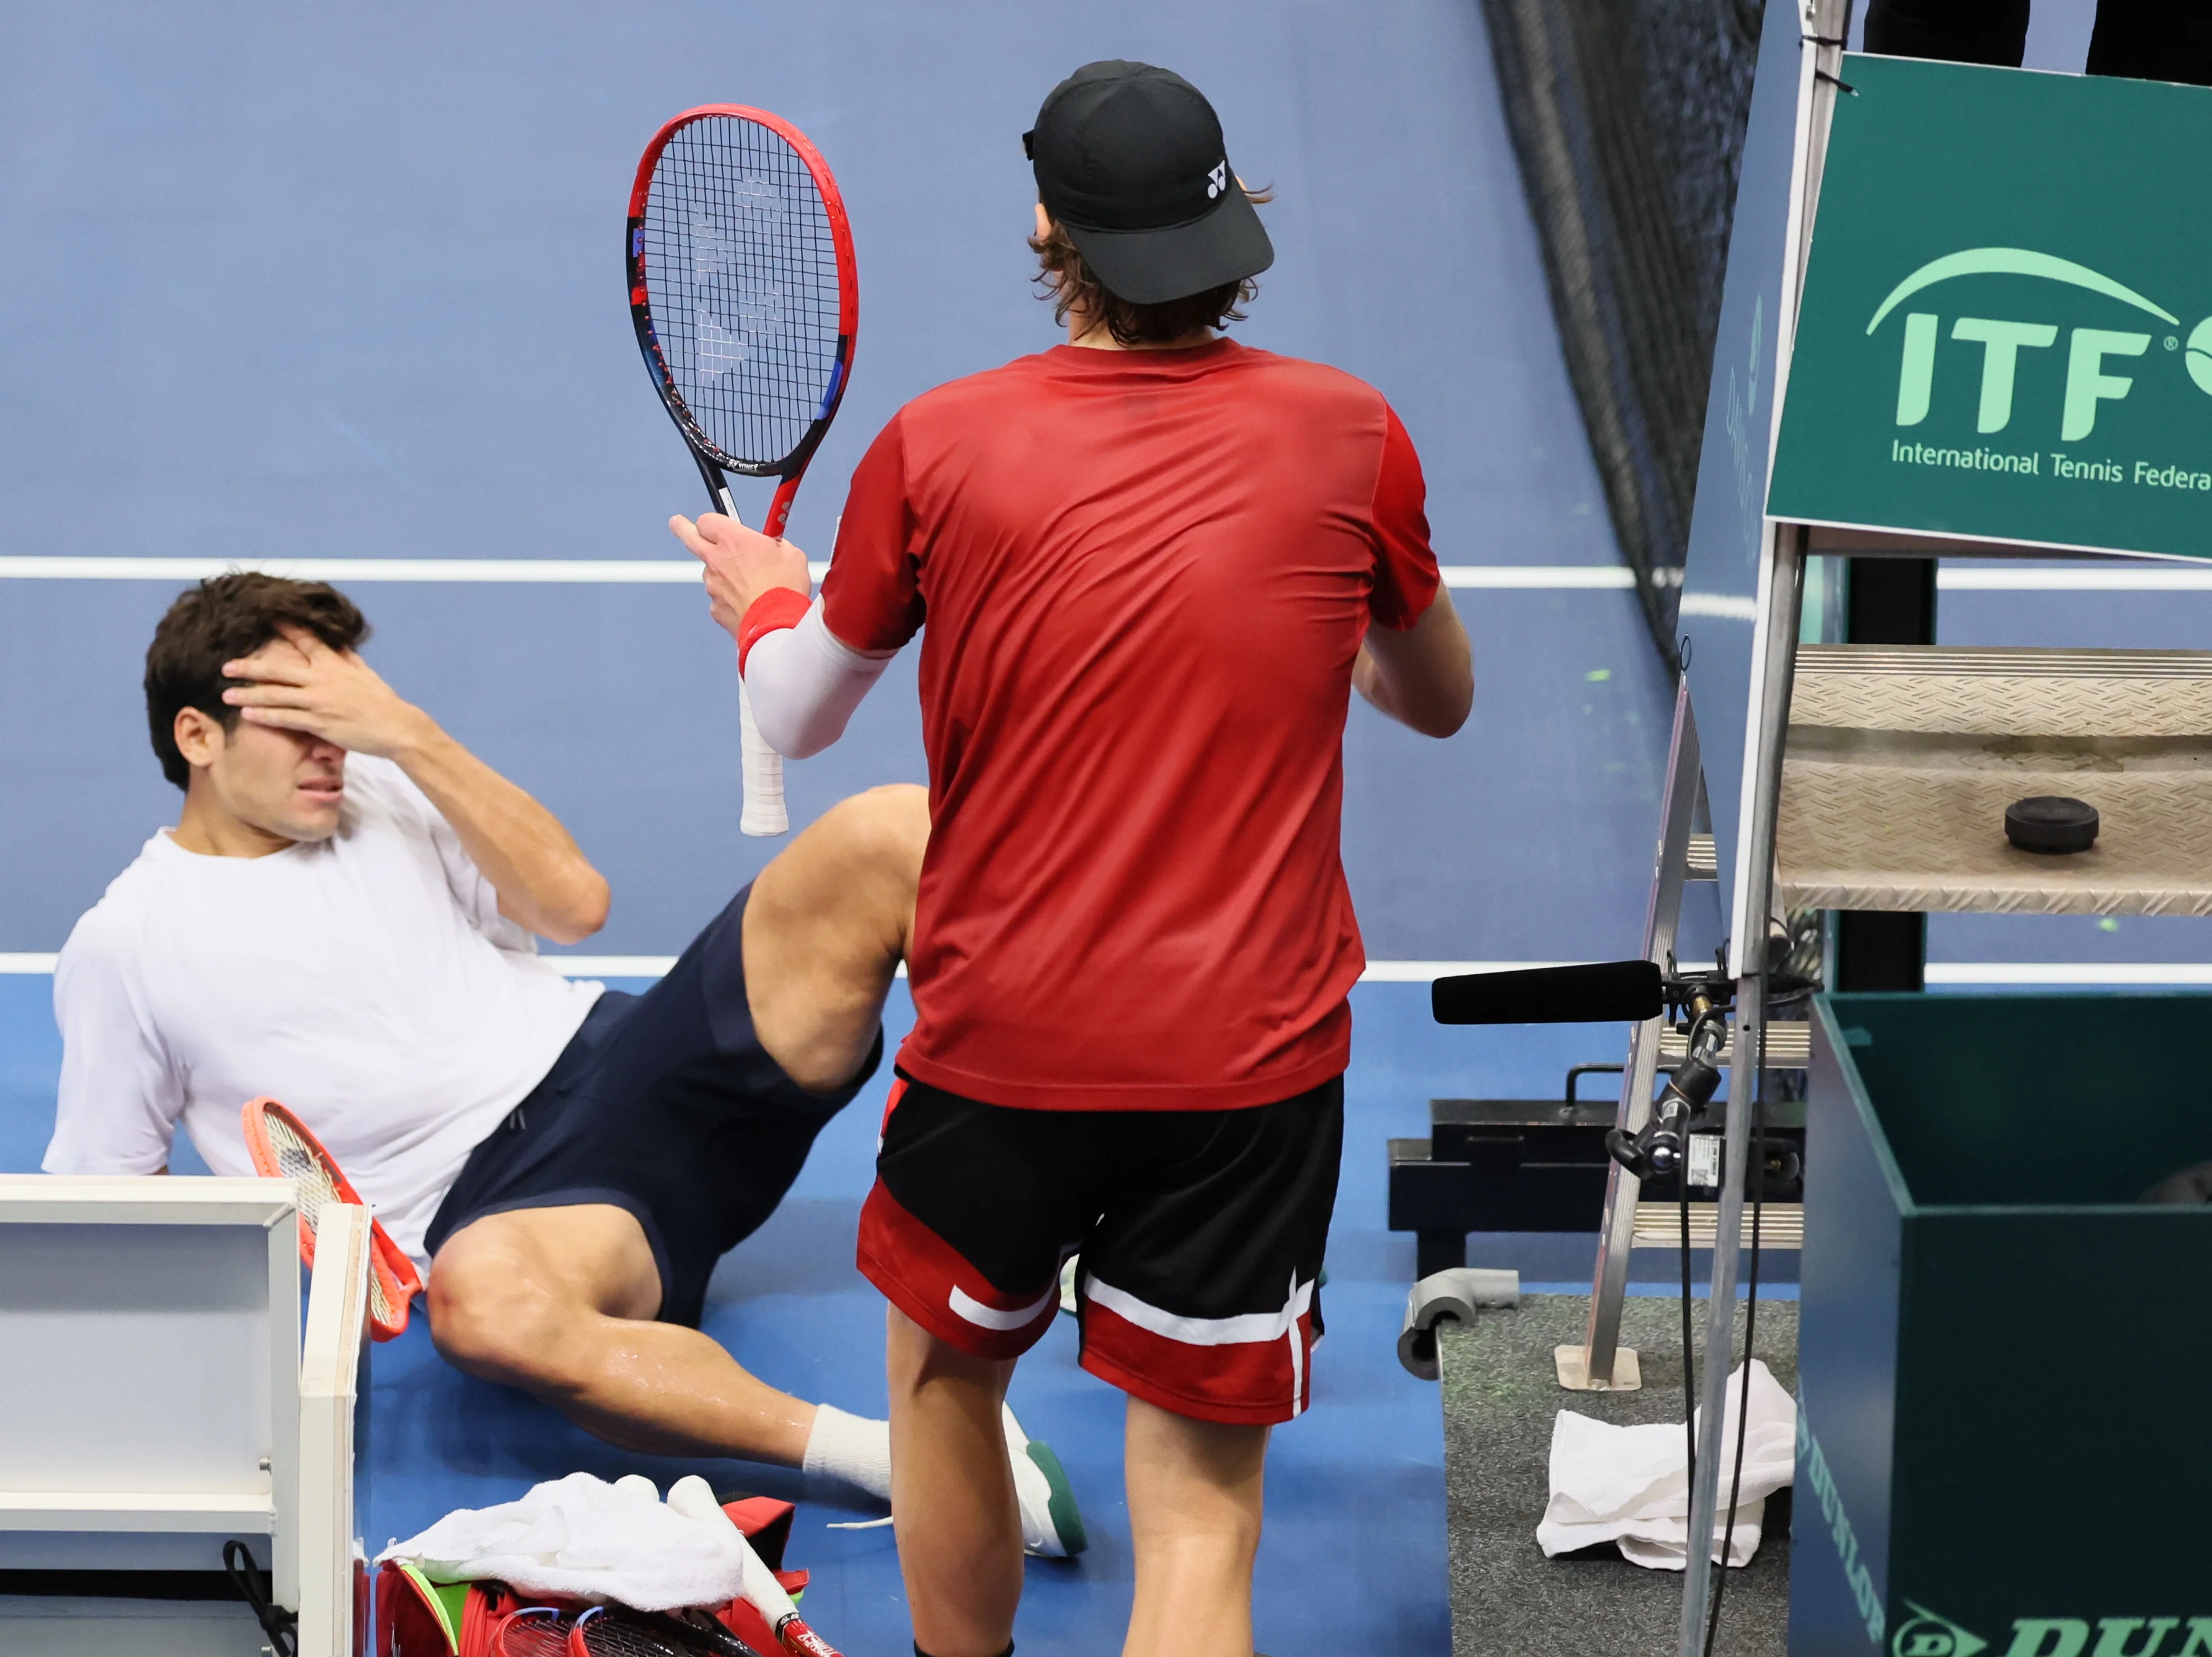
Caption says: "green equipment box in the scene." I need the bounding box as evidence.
[1795,994,2212,1657]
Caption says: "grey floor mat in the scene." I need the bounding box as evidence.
[1441,1292,1798,1657]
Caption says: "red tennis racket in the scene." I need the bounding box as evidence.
[730,1554,840,1657]
[241,1096,422,1341]
[493,1606,576,1656]
[627,105,860,838]
[563,1606,770,1657]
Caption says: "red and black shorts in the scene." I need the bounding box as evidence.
[856,1073,1342,1426]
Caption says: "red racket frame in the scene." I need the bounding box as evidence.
[240,1095,422,1341]
[625,104,860,538]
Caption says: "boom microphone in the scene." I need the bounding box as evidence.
[1430,959,1664,1025]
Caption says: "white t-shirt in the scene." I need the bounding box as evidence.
[43,755,603,1266]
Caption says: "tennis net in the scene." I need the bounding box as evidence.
[1480,0,1766,664]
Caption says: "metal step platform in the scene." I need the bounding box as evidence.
[1778,645,2212,915]
[1630,1201,1803,1251]
[1656,1021,1808,1068]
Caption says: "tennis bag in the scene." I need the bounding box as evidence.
[375,1495,805,1656]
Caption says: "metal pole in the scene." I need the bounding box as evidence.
[1676,532,1805,1657]
[1576,682,1702,1388]
[1679,4,1839,1641]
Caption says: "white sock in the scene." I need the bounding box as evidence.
[802,1403,893,1501]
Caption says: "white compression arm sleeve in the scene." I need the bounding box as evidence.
[741,598,897,758]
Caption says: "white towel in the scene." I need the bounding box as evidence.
[1537,1359,1796,1570]
[376,1472,746,1612]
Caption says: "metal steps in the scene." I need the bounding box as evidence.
[1656,1021,1810,1068]
[1632,1201,1805,1251]
[1778,645,2212,916]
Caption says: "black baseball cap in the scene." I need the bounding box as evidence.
[1024,61,1273,306]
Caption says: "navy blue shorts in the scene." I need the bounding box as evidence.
[424,883,882,1328]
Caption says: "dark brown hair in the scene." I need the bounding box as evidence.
[144,573,369,789]
[1029,195,1270,347]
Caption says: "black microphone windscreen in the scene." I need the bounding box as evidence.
[1431,959,1664,1025]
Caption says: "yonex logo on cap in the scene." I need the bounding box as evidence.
[1206,161,1227,200]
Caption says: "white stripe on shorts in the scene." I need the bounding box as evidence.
[950,1282,1058,1331]
[1081,1272,1314,1347]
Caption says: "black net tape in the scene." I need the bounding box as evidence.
[1480,0,1766,664]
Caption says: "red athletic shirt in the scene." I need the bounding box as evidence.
[823,337,1440,1111]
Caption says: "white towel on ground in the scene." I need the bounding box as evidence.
[1537,1359,1795,1570]
[375,1472,746,1611]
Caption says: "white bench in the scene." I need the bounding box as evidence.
[0,1176,369,1655]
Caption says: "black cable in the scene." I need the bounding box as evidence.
[1702,1032,1768,1656]
[1680,1148,1697,1488]
[222,1540,296,1657]
[1672,994,1731,1492]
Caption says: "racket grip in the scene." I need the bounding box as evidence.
[738,678,789,837]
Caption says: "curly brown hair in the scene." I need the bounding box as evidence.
[145,572,369,789]
[1030,194,1271,347]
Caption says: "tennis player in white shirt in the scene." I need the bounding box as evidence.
[42,572,1084,1557]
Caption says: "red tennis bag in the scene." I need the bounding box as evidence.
[375,1496,807,1656]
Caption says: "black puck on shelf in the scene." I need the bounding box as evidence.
[2004,796,2099,855]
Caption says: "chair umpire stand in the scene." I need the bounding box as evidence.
[1543,7,2212,1651]
[0,1176,371,1655]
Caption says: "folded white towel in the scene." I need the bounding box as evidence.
[1537,1359,1795,1570]
[376,1472,745,1612]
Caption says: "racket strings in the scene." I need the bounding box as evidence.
[644,117,842,469]
[262,1113,394,1324]
[493,1606,576,1656]
[572,1606,743,1656]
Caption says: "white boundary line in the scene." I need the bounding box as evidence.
[0,556,787,584]
[1441,567,1632,589]
[6,556,2208,593]
[0,955,1553,979]
[0,557,1636,591]
[6,952,2209,985]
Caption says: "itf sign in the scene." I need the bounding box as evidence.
[1767,56,2212,558]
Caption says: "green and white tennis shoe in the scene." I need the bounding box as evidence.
[1004,1405,1086,1559]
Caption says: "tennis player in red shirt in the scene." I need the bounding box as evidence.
[673,60,1472,1657]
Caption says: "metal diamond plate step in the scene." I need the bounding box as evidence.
[1632,1201,1803,1251]
[1657,1021,1810,1067]
[1778,646,2212,915]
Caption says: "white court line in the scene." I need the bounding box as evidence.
[1358,960,1568,980]
[0,954,1552,980]
[540,956,680,977]
[552,959,1543,982]
[6,556,2211,593]
[1441,567,1633,589]
[0,557,1629,591]
[0,555,832,583]
[9,952,2204,986]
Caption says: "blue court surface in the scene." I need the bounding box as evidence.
[0,969,1759,1655]
[1,0,2206,1651]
